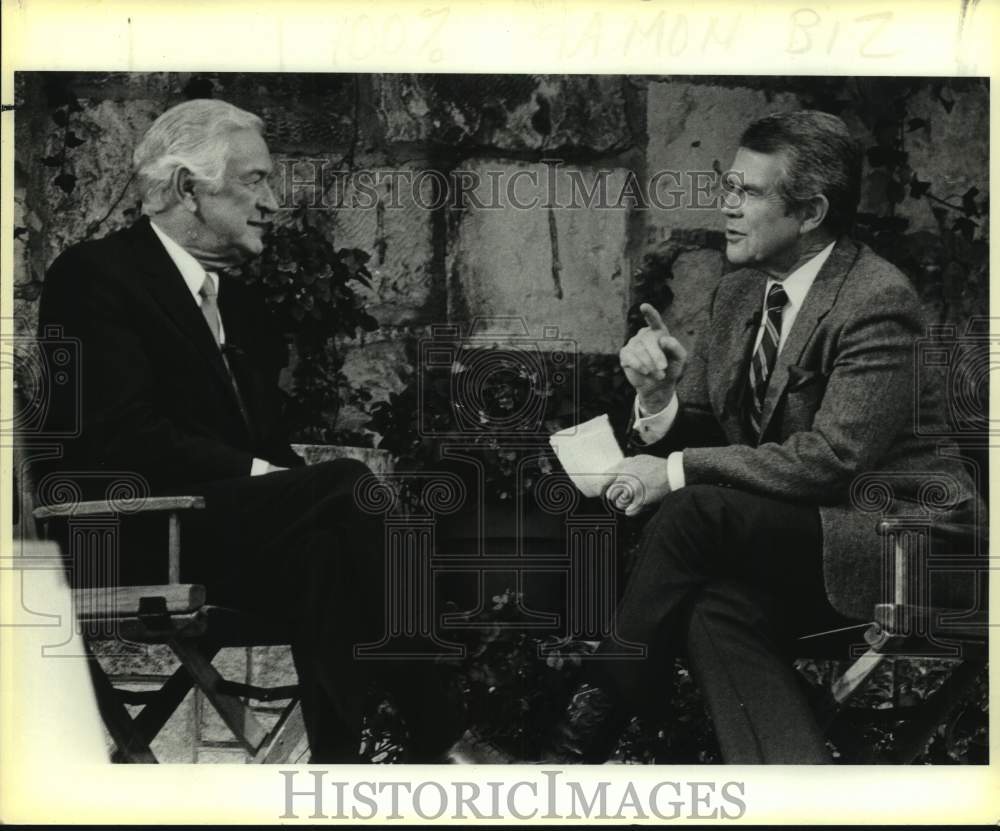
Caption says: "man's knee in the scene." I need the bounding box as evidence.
[685,580,771,631]
[647,484,734,533]
[309,458,375,504]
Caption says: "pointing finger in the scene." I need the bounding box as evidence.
[640,303,668,333]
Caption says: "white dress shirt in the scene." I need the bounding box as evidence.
[633,241,836,490]
[149,220,226,343]
[149,220,271,476]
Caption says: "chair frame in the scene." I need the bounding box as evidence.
[27,482,308,764]
[805,516,988,764]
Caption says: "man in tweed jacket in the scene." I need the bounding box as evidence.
[540,110,981,764]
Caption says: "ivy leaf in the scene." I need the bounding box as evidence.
[909,175,932,198]
[867,146,908,168]
[64,130,86,148]
[885,178,905,205]
[52,108,69,127]
[40,154,63,168]
[13,226,29,240]
[953,216,977,241]
[531,94,552,136]
[53,172,77,194]
[906,118,928,132]
[961,186,980,216]
[868,215,909,234]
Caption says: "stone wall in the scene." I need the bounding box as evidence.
[15,73,989,438]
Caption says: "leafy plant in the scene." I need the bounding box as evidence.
[239,205,379,443]
[368,351,633,500]
[800,78,989,327]
[39,75,86,197]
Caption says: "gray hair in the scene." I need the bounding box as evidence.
[739,110,862,235]
[133,99,264,213]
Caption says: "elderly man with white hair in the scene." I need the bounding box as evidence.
[38,98,463,763]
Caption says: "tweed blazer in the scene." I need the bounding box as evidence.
[634,237,982,621]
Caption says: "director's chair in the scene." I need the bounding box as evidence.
[801,450,989,764]
[14,441,309,764]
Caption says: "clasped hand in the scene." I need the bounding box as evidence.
[605,454,673,517]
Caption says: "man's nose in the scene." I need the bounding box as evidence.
[258,180,279,214]
[720,188,743,217]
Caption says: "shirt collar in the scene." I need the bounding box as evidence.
[149,220,217,302]
[766,241,836,310]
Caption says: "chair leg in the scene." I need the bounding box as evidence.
[86,655,157,763]
[108,651,217,763]
[255,700,308,764]
[814,647,889,731]
[168,639,269,754]
[871,659,988,764]
[830,648,889,706]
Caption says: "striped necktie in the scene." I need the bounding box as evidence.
[747,283,788,438]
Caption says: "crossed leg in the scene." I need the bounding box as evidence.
[592,484,850,763]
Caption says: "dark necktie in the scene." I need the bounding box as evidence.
[747,283,788,437]
[199,273,252,430]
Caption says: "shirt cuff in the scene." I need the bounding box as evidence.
[632,393,679,445]
[250,457,271,476]
[666,451,686,490]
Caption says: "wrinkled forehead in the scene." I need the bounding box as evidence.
[727,147,790,191]
[223,127,273,174]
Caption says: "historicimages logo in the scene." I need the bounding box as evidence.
[279,769,748,822]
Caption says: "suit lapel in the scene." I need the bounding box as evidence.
[710,267,767,442]
[757,238,859,438]
[126,218,251,433]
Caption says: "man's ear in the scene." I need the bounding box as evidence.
[798,193,830,234]
[171,167,200,212]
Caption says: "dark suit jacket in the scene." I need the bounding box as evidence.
[38,216,304,494]
[633,237,982,620]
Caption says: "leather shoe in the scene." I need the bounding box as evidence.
[445,728,517,764]
[538,682,626,763]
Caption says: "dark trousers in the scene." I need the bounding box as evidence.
[594,484,850,764]
[177,460,460,762]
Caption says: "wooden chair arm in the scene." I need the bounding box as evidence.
[32,495,206,520]
[877,517,980,545]
[73,584,207,619]
[35,496,205,586]
[875,517,986,628]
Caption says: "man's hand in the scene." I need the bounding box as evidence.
[604,454,672,517]
[619,303,688,413]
